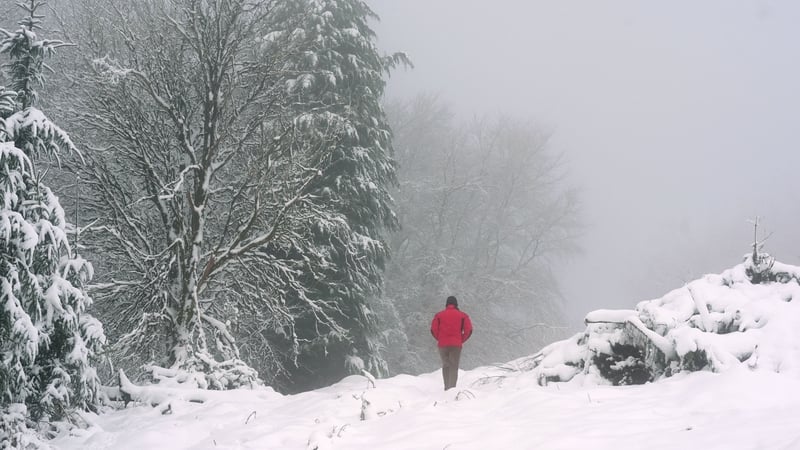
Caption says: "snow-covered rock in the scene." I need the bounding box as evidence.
[527,255,800,385]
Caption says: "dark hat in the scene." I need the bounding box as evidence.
[445,296,458,307]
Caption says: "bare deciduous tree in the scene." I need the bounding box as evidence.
[49,0,402,390]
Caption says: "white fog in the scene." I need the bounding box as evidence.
[3,1,800,448]
[369,0,800,325]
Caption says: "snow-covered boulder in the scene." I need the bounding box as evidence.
[527,254,800,385]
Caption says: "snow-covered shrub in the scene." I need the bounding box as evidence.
[591,343,652,385]
[745,250,775,284]
[524,258,800,385]
[0,405,49,450]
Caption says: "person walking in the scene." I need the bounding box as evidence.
[430,296,473,390]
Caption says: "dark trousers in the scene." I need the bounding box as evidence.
[438,346,462,390]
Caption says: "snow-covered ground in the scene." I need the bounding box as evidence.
[53,258,800,449]
[52,364,800,449]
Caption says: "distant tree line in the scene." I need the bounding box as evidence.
[379,96,580,374]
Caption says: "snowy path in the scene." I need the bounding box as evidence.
[53,365,800,449]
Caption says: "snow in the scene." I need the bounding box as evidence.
[3,107,79,157]
[584,308,636,323]
[50,365,800,449]
[1,403,48,449]
[49,258,800,449]
[91,57,133,84]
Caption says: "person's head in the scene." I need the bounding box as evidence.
[445,296,458,308]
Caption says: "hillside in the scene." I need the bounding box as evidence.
[51,256,800,449]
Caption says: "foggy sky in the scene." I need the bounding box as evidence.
[368,0,800,328]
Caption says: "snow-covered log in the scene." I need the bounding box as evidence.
[584,309,636,324]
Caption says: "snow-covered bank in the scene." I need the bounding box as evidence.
[53,366,800,449]
[532,256,800,385]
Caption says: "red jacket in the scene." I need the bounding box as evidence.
[431,305,473,347]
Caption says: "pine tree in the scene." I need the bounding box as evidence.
[265,0,409,389]
[0,0,105,442]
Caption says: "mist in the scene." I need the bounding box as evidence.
[368,0,800,328]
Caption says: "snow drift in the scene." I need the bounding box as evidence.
[527,254,800,385]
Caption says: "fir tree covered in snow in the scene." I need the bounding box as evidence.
[0,0,104,444]
[265,0,410,390]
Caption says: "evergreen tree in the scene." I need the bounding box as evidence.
[265,0,409,389]
[0,0,105,443]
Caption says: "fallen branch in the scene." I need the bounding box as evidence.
[361,370,376,389]
[116,369,209,407]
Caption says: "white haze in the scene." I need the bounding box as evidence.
[368,0,800,327]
